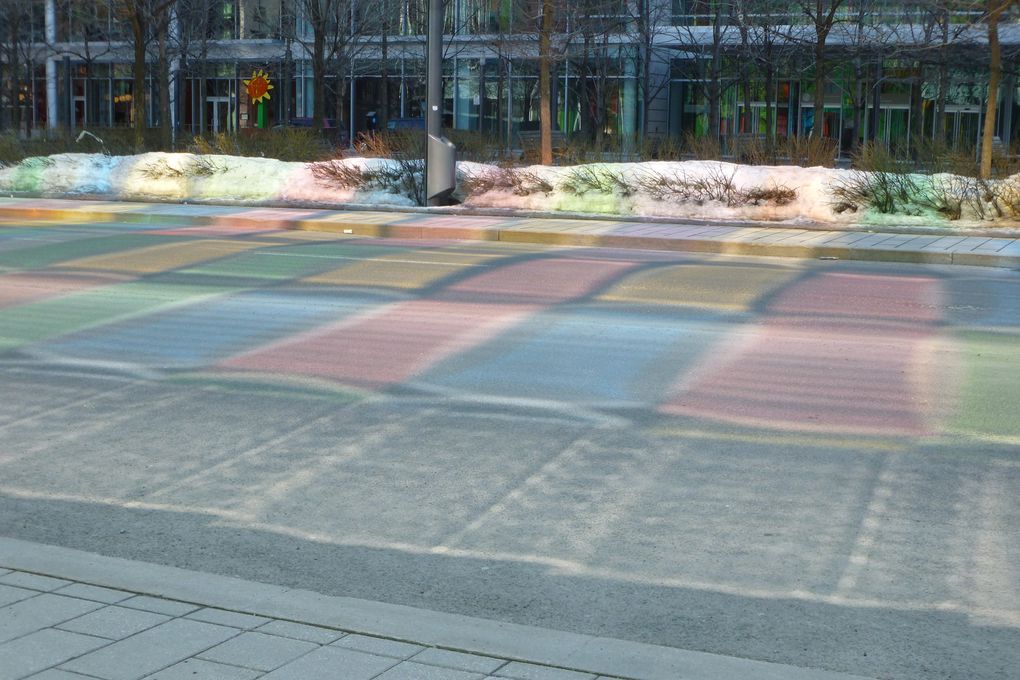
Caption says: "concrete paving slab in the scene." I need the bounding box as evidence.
[494,662,596,680]
[922,236,968,250]
[259,646,399,680]
[186,608,271,630]
[332,633,426,659]
[59,619,239,680]
[0,584,36,608]
[117,595,200,617]
[0,594,103,644]
[53,584,132,605]
[198,631,319,671]
[0,629,109,680]
[141,658,261,680]
[0,538,880,680]
[255,620,345,645]
[410,648,507,675]
[0,572,72,592]
[56,606,170,640]
[375,661,487,680]
[971,238,1017,252]
[20,670,96,680]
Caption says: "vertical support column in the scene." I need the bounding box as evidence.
[622,49,637,154]
[1000,73,1014,146]
[45,0,58,130]
[425,0,456,206]
[169,7,180,145]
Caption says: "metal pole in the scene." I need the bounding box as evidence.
[425,0,456,206]
[426,0,442,140]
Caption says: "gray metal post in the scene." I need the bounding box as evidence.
[425,0,456,206]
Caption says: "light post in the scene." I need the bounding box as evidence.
[425,0,456,206]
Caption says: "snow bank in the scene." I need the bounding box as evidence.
[2,152,1017,228]
[0,152,415,208]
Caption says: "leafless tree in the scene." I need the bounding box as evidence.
[733,0,787,143]
[114,0,176,145]
[0,0,38,133]
[979,0,1018,177]
[672,1,738,142]
[627,0,676,136]
[288,0,373,130]
[787,0,847,138]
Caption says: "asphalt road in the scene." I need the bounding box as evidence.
[1,214,1018,680]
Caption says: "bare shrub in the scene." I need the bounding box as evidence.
[914,175,977,220]
[683,132,722,161]
[310,160,369,190]
[446,130,511,164]
[729,135,775,165]
[459,165,552,197]
[994,177,1020,217]
[364,163,423,204]
[639,135,685,161]
[560,166,633,196]
[190,129,327,161]
[911,136,978,177]
[991,142,1020,178]
[851,142,900,173]
[784,136,837,168]
[830,169,924,215]
[634,170,693,201]
[694,164,739,203]
[138,156,226,181]
[345,131,426,204]
[741,183,797,206]
[187,156,226,177]
[138,158,187,180]
[635,166,791,207]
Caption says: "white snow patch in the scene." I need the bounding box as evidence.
[2,151,1018,229]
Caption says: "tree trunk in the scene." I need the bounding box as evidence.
[379,23,390,130]
[980,0,1004,179]
[158,25,171,149]
[708,59,721,141]
[130,11,146,148]
[538,0,554,165]
[813,39,826,138]
[312,27,327,128]
[851,59,863,152]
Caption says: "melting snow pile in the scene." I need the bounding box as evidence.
[1,151,1018,228]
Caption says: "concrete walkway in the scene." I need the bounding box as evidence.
[1,197,1018,268]
[0,539,875,680]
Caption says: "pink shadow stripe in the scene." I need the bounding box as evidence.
[663,273,943,436]
[439,257,636,305]
[219,300,535,389]
[218,256,638,389]
[0,272,121,309]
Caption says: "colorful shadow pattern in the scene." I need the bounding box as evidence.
[1,214,1016,440]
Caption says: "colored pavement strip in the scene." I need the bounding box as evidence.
[661,272,943,436]
[1,197,1018,267]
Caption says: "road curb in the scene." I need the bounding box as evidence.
[0,538,876,680]
[1,201,1017,268]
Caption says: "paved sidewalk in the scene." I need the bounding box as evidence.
[0,539,875,680]
[0,197,1018,268]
